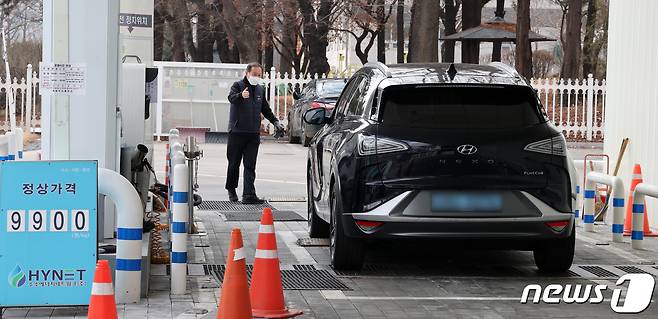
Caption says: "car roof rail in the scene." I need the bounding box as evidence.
[488,62,522,78]
[364,61,392,78]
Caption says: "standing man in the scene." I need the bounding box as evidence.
[226,63,284,204]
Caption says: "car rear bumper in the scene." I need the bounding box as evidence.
[341,190,574,241]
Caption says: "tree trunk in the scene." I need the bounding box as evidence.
[440,0,459,63]
[221,0,259,63]
[396,0,404,63]
[193,1,214,62]
[213,1,239,63]
[297,0,332,75]
[561,0,582,79]
[582,0,597,77]
[153,1,165,61]
[515,0,532,79]
[491,0,504,62]
[376,0,386,63]
[461,0,483,63]
[170,1,186,61]
[408,0,439,63]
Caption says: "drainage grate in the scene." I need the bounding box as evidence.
[293,264,317,271]
[206,264,350,290]
[616,266,648,274]
[220,211,305,221]
[297,237,330,247]
[268,196,307,202]
[198,200,274,211]
[579,266,617,278]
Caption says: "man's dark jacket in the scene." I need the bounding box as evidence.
[227,77,278,133]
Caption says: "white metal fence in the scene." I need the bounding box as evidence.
[531,74,606,142]
[147,63,608,142]
[0,64,40,133]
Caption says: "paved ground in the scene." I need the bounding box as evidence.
[3,140,658,319]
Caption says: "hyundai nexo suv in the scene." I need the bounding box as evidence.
[303,62,578,271]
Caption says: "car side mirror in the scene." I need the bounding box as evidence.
[303,108,328,125]
[293,91,301,100]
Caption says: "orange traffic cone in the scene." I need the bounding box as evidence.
[623,164,658,237]
[87,260,118,319]
[250,208,303,318]
[217,228,253,319]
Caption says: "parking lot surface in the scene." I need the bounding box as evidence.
[3,140,657,319]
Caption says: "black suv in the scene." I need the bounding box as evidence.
[304,62,578,271]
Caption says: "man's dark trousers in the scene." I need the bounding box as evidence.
[225,132,260,196]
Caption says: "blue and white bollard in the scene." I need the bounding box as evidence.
[585,171,626,241]
[171,163,189,294]
[6,131,16,160]
[0,134,8,161]
[16,128,24,159]
[611,196,625,243]
[98,168,144,303]
[574,185,581,227]
[629,182,658,249]
[583,184,596,232]
[631,200,645,249]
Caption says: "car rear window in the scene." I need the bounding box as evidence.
[380,85,544,129]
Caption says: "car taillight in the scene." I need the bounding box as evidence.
[355,220,384,232]
[358,134,409,156]
[524,135,567,156]
[545,220,569,232]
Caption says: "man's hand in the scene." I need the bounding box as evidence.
[241,87,250,99]
[273,121,285,139]
[274,121,285,131]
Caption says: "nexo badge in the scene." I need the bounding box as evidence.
[0,161,98,307]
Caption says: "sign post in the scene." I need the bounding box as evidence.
[0,161,98,307]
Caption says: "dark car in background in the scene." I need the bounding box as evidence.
[288,78,347,146]
[303,62,578,271]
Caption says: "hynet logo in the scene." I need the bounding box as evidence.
[521,274,655,314]
[7,264,26,288]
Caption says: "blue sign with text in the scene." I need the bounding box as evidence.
[0,161,97,307]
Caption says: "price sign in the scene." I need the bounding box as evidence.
[0,161,97,307]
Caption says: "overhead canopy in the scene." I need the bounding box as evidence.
[440,17,554,42]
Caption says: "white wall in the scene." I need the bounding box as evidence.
[604,0,658,228]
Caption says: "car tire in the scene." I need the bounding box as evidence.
[533,225,575,273]
[329,182,364,270]
[307,168,329,238]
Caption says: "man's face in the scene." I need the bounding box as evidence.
[248,67,263,78]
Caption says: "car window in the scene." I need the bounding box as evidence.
[334,76,362,118]
[316,80,347,98]
[380,85,544,130]
[346,77,369,117]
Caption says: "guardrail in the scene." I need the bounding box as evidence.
[630,183,658,249]
[584,172,626,242]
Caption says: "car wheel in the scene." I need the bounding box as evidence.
[307,167,329,238]
[533,225,575,272]
[329,182,364,270]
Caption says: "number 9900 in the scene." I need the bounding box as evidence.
[6,209,90,233]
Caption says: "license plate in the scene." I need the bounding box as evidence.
[431,192,503,212]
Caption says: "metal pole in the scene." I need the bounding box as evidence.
[185,136,197,234]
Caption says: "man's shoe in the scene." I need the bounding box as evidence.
[241,195,265,205]
[227,189,239,202]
